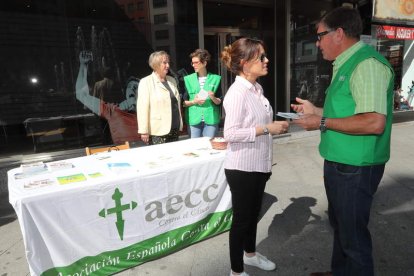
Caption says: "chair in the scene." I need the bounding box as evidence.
[85,141,130,155]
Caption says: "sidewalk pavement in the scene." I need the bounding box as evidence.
[1,121,413,276]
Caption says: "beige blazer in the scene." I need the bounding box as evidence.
[137,72,183,136]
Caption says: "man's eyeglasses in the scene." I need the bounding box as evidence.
[317,30,333,41]
[259,53,267,63]
[191,61,201,66]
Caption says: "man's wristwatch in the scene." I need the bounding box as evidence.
[319,117,327,132]
[263,126,269,135]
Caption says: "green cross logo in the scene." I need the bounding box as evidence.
[99,188,137,240]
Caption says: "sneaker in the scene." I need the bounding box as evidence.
[243,252,276,271]
[229,271,250,276]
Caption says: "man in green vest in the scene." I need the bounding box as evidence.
[292,7,394,276]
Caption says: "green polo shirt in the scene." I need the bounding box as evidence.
[332,41,391,115]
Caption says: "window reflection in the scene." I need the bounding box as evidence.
[290,0,334,108]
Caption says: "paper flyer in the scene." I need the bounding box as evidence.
[57,173,87,185]
[276,112,302,120]
[107,163,134,174]
[88,172,103,178]
[24,178,55,189]
[183,152,199,158]
[20,162,46,173]
[47,161,74,171]
[107,163,132,169]
[14,169,48,180]
[197,89,208,100]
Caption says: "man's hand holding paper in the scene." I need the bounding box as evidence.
[276,112,302,120]
[290,97,324,131]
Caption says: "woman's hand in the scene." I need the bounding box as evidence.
[141,134,150,144]
[208,91,221,105]
[268,121,289,135]
[193,95,206,105]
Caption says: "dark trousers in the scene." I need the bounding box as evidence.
[324,160,385,276]
[225,169,270,273]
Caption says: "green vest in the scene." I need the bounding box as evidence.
[184,73,221,125]
[320,44,394,166]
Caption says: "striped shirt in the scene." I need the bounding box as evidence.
[223,76,273,173]
[198,76,206,88]
[332,41,392,115]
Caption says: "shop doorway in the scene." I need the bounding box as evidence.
[204,28,261,96]
[201,0,275,114]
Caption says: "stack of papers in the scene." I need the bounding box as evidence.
[276,112,302,120]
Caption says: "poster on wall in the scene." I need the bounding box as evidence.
[375,25,414,40]
[373,0,414,23]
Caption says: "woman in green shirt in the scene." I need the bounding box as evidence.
[183,49,222,138]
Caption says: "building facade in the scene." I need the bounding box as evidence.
[0,0,412,158]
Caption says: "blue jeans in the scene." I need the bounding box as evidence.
[324,160,385,276]
[189,122,218,138]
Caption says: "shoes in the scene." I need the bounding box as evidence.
[309,272,333,276]
[229,271,249,276]
[243,252,276,271]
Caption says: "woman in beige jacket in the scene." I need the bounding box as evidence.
[137,51,183,145]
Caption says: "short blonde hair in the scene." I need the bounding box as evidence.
[148,51,169,70]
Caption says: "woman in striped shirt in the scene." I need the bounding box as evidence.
[221,38,289,276]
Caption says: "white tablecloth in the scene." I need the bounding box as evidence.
[8,138,232,276]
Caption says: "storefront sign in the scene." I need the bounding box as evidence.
[376,25,414,40]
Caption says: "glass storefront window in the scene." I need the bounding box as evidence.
[153,0,167,9]
[289,0,334,109]
[0,0,200,157]
[0,0,277,158]
[154,13,168,24]
[0,0,274,159]
[372,24,414,111]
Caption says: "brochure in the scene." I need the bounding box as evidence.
[107,162,132,170]
[15,169,48,180]
[57,173,87,185]
[183,152,199,158]
[197,89,208,100]
[46,161,74,171]
[20,162,46,173]
[24,178,55,189]
[88,172,104,178]
[107,162,134,174]
[276,112,302,120]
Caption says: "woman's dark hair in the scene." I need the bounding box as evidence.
[190,49,211,63]
[220,37,265,75]
[319,7,362,39]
